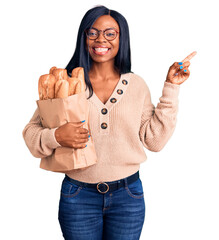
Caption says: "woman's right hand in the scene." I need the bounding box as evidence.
[54,121,89,149]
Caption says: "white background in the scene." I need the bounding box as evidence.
[1,0,218,239]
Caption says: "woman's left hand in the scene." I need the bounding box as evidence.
[165,51,197,85]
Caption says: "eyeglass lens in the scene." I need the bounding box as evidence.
[87,29,117,40]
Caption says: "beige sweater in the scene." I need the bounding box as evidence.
[22,72,180,183]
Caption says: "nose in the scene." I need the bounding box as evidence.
[96,31,106,42]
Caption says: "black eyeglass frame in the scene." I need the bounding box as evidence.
[85,27,120,41]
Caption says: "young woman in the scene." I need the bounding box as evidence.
[22,5,196,240]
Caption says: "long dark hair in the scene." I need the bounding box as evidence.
[65,5,133,99]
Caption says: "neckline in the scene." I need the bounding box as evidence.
[86,72,131,111]
[92,74,122,106]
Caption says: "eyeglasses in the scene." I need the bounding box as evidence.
[85,27,119,41]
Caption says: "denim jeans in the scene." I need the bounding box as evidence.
[58,172,145,240]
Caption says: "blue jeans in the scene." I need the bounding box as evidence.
[58,172,145,240]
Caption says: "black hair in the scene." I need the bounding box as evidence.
[65,5,133,99]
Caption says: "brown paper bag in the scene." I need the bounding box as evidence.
[36,91,98,173]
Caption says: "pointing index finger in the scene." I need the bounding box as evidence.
[182,51,197,63]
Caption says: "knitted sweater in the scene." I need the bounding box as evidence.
[22,72,180,183]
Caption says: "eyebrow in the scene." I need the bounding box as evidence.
[91,27,117,31]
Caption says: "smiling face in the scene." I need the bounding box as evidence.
[86,15,120,64]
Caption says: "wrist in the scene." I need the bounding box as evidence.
[55,128,62,144]
[165,79,171,83]
[165,79,179,85]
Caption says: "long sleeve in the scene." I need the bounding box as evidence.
[139,81,180,152]
[22,107,61,158]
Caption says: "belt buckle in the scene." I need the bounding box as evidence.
[97,182,109,194]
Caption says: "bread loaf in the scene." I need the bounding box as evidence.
[71,67,86,93]
[38,74,57,100]
[67,77,79,95]
[55,79,69,99]
[72,67,84,80]
[49,66,57,74]
[38,66,86,100]
[50,67,68,81]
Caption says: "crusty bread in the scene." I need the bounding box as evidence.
[38,66,86,100]
[75,81,83,94]
[38,74,57,100]
[55,79,69,98]
[71,67,86,93]
[72,67,84,80]
[67,77,79,96]
[51,68,68,81]
[49,66,57,74]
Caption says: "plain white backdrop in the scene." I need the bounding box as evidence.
[1,0,218,239]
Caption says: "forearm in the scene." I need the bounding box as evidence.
[22,108,61,158]
[140,81,180,151]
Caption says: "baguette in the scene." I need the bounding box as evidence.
[67,77,79,96]
[71,67,84,80]
[38,66,86,100]
[38,74,56,100]
[75,81,83,94]
[50,67,68,81]
[55,79,69,98]
[71,67,86,93]
[49,66,57,74]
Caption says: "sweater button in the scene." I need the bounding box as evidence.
[117,89,123,95]
[101,123,107,129]
[122,79,128,85]
[110,98,117,103]
[101,108,108,115]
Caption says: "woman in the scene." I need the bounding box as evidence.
[22,5,196,240]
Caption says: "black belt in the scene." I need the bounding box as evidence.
[64,171,139,194]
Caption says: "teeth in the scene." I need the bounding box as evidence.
[94,48,109,52]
